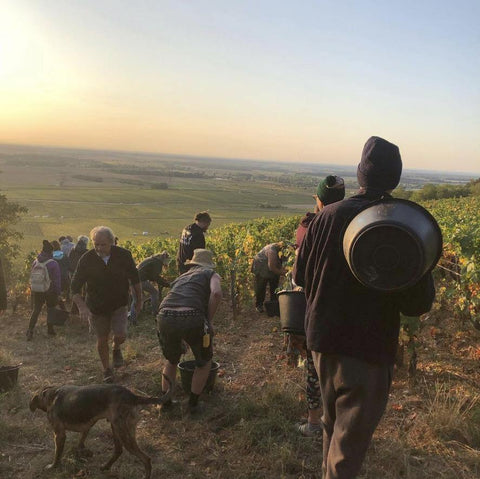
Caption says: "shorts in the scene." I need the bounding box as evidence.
[90,306,128,337]
[157,309,213,366]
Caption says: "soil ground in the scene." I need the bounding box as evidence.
[1,299,480,479]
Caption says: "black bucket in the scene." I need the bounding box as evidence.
[343,198,442,291]
[178,360,220,393]
[278,290,306,335]
[49,308,69,326]
[264,300,280,317]
[0,365,20,392]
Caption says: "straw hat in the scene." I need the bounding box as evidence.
[184,249,216,269]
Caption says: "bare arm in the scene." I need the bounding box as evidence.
[132,282,142,315]
[73,293,90,322]
[207,273,222,327]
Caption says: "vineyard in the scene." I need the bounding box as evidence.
[122,215,299,314]
[427,197,480,331]
[118,196,480,328]
[120,196,480,375]
[1,195,480,479]
[11,195,479,332]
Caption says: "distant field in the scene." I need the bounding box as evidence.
[1,143,475,259]
[3,182,313,256]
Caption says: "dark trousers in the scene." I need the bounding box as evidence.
[312,352,392,479]
[28,292,58,330]
[254,274,279,307]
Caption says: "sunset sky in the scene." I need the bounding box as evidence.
[0,0,478,172]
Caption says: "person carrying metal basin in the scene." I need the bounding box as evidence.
[293,136,437,479]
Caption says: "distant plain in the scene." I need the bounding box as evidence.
[0,143,474,257]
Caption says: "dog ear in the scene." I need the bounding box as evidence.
[42,386,59,408]
[30,386,57,412]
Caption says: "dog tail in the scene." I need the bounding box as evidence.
[134,375,173,406]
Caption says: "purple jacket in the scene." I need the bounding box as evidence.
[34,252,61,295]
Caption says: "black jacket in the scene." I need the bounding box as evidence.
[138,256,170,287]
[294,191,435,365]
[71,246,140,315]
[68,243,88,273]
[176,223,205,271]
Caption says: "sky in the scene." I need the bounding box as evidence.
[0,0,479,173]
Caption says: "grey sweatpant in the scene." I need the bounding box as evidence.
[312,352,393,479]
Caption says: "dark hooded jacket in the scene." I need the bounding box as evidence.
[293,190,435,365]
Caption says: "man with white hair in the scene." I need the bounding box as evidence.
[71,226,141,383]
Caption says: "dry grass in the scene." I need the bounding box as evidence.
[1,300,480,478]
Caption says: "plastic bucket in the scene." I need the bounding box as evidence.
[0,365,20,392]
[264,300,280,317]
[343,198,442,291]
[277,290,306,335]
[178,360,220,393]
[49,308,69,326]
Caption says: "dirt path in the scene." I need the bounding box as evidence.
[1,302,480,478]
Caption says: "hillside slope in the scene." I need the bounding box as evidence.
[1,298,479,479]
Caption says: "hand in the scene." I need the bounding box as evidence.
[79,305,91,323]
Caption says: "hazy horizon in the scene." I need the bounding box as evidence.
[1,141,478,178]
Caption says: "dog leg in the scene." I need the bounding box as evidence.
[46,430,66,469]
[76,429,93,458]
[117,419,152,479]
[100,423,123,471]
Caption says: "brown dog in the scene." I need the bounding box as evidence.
[30,381,171,478]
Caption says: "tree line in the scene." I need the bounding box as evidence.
[395,178,480,201]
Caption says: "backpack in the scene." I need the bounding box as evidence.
[30,259,54,293]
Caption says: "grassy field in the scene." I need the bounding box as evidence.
[0,146,322,258]
[1,295,480,478]
[1,179,313,257]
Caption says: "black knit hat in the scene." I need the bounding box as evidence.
[316,175,345,205]
[42,240,53,254]
[357,136,402,191]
